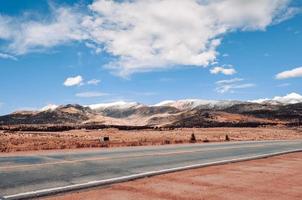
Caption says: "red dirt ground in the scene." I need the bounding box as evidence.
[42,152,302,200]
[1,127,302,152]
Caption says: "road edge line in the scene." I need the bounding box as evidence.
[3,149,302,200]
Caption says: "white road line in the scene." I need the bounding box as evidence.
[3,148,302,200]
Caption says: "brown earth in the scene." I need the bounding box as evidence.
[1,127,302,152]
[42,152,302,200]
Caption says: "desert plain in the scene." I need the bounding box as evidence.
[1,127,302,153]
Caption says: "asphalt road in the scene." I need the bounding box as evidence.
[1,140,302,199]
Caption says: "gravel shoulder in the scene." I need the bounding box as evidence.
[41,152,302,200]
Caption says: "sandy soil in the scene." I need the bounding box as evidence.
[42,152,302,200]
[1,127,302,152]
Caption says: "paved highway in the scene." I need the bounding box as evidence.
[1,140,302,199]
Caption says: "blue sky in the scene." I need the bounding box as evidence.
[0,0,302,114]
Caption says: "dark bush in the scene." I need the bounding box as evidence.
[203,138,210,143]
[225,134,230,141]
[190,133,196,143]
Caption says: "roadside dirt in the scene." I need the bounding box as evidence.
[1,127,302,152]
[42,152,302,200]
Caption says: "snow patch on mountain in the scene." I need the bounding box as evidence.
[88,101,142,110]
[251,92,302,104]
[38,92,302,114]
[154,99,240,110]
[153,100,176,107]
[40,104,58,111]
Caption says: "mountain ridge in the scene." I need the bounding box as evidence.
[1,95,301,130]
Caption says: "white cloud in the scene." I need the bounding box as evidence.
[210,66,236,75]
[64,75,84,87]
[0,15,13,40]
[64,76,100,87]
[277,83,291,87]
[276,66,302,79]
[87,79,101,85]
[1,7,87,55]
[84,0,293,76]
[215,78,255,93]
[0,0,296,76]
[216,78,243,85]
[0,52,17,61]
[85,42,102,54]
[76,91,108,98]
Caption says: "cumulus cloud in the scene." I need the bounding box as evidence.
[85,0,294,76]
[87,79,101,85]
[0,0,297,76]
[76,91,108,98]
[210,66,236,75]
[0,52,17,60]
[63,75,84,87]
[215,78,255,93]
[275,66,302,79]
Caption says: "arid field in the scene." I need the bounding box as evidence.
[1,127,302,152]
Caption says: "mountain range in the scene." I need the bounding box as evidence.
[1,93,301,130]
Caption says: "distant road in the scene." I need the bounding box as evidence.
[1,140,302,199]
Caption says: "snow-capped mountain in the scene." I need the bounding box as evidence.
[154,99,216,110]
[154,99,242,110]
[40,104,59,111]
[36,92,302,114]
[251,93,302,105]
[88,101,143,111]
[1,93,301,129]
